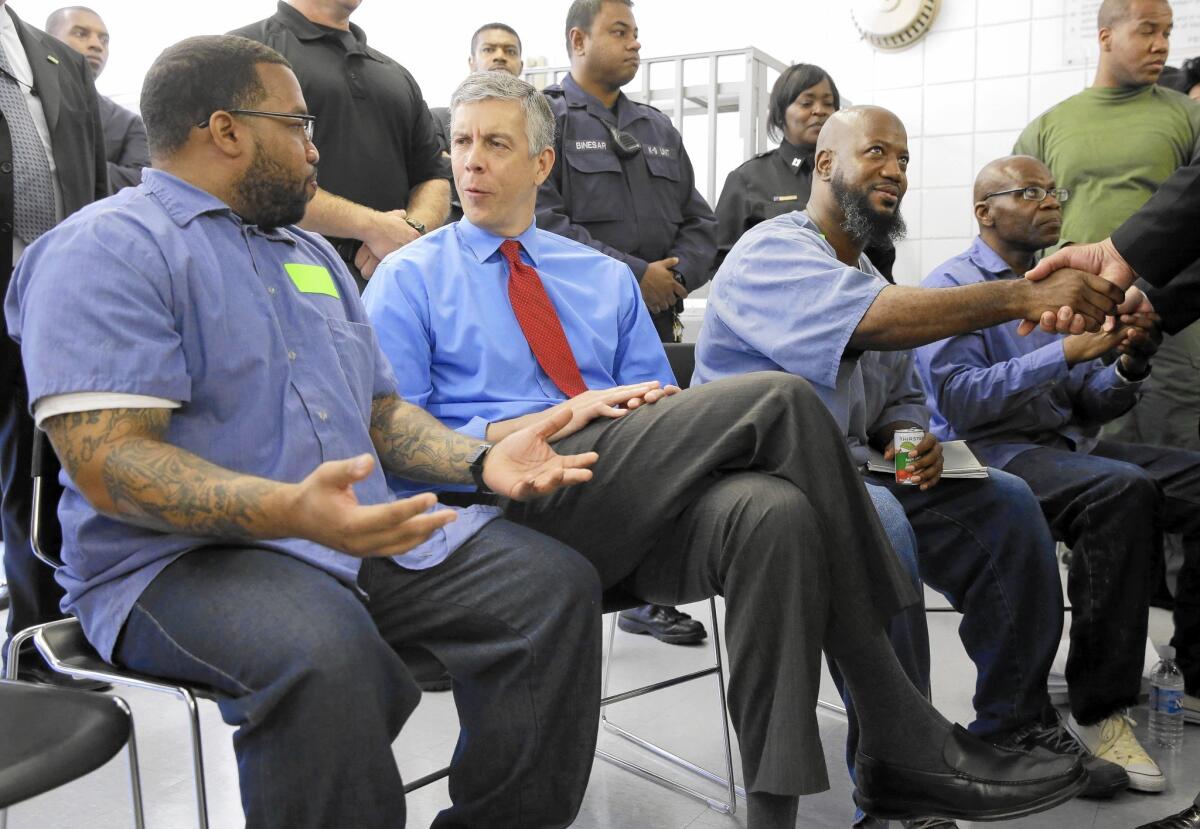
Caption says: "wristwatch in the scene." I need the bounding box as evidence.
[404,217,426,235]
[468,443,494,494]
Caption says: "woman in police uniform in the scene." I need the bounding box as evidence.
[714,63,896,278]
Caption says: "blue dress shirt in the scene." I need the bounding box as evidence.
[915,236,1143,468]
[4,170,496,661]
[362,216,673,495]
[693,211,929,465]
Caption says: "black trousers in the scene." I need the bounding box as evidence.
[503,372,918,795]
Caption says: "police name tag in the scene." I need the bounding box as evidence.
[284,263,339,299]
[574,139,608,151]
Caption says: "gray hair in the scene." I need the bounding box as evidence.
[449,72,555,157]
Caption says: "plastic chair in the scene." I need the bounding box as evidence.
[0,679,144,829]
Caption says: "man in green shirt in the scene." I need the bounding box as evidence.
[1014,0,1200,793]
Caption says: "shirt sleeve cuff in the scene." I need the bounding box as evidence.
[1112,360,1149,386]
[875,405,930,431]
[34,392,181,428]
[457,416,490,441]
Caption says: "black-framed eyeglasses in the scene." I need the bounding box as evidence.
[197,109,316,142]
[982,186,1070,204]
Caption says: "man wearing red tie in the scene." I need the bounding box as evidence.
[363,71,1091,827]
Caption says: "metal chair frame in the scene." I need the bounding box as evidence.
[7,435,444,829]
[596,597,744,814]
[0,682,145,829]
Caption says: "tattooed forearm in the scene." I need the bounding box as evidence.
[100,439,277,537]
[43,408,284,539]
[369,394,475,485]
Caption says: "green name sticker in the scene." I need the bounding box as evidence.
[284,263,339,299]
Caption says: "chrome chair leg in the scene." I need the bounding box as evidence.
[179,688,209,829]
[112,697,147,829]
[598,598,745,813]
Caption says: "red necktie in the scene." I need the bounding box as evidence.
[501,239,588,398]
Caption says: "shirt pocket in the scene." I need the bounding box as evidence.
[643,153,684,224]
[325,317,376,420]
[564,150,626,222]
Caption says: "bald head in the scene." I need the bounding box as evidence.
[973,155,1050,202]
[815,105,905,156]
[973,155,1063,253]
[808,105,909,251]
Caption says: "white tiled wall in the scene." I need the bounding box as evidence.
[858,0,1197,284]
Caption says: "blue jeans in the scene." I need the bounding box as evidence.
[1005,440,1200,719]
[113,520,602,829]
[870,469,1062,737]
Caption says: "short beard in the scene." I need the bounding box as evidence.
[233,142,312,229]
[831,171,907,248]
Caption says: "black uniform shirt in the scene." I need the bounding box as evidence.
[714,141,896,278]
[231,2,450,214]
[536,73,716,291]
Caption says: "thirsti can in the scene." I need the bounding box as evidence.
[893,428,924,485]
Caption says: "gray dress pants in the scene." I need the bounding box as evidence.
[503,372,918,795]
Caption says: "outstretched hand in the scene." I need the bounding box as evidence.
[1018,239,1138,335]
[484,407,599,500]
[289,454,458,558]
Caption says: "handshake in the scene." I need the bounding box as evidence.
[1016,238,1151,337]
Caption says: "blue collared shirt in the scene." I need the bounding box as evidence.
[5,169,496,661]
[693,211,929,465]
[362,216,673,495]
[915,236,1142,468]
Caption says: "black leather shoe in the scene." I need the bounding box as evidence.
[853,724,1087,822]
[1137,794,1200,829]
[0,582,9,611]
[17,661,112,693]
[617,604,707,644]
[992,708,1128,799]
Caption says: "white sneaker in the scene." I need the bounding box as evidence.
[1184,693,1199,726]
[1066,711,1165,793]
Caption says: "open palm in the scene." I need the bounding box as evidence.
[484,407,599,500]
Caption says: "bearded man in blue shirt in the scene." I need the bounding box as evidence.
[5,35,613,829]
[692,106,1133,811]
[364,72,1092,829]
[918,154,1200,791]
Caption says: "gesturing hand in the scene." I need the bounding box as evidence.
[484,407,600,500]
[1018,239,1137,335]
[288,454,458,558]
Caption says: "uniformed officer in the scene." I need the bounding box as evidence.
[715,63,896,278]
[535,0,715,645]
[537,0,717,345]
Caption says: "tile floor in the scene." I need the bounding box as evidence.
[2,579,1197,828]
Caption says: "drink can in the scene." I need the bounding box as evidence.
[894,428,924,485]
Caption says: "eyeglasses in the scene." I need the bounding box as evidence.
[982,186,1070,204]
[197,109,316,142]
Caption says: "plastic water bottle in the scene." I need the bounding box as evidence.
[1148,645,1185,752]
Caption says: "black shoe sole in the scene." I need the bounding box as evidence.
[853,767,1089,823]
[1079,770,1132,800]
[616,617,707,644]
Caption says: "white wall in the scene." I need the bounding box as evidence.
[10,0,1198,285]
